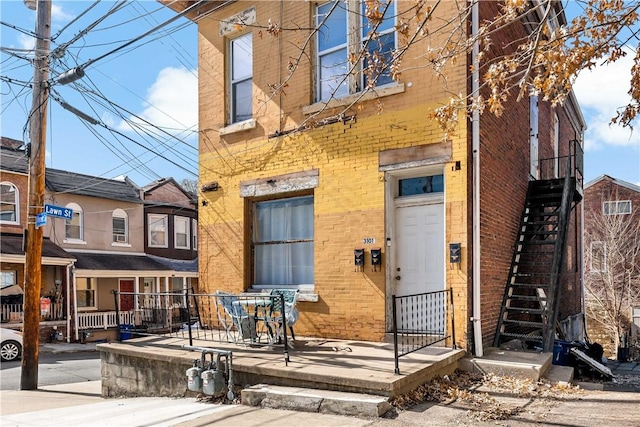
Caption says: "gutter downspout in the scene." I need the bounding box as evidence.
[471,0,483,357]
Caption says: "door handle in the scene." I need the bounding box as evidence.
[395,276,401,280]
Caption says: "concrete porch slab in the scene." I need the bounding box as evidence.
[544,364,574,385]
[98,336,465,399]
[459,347,552,380]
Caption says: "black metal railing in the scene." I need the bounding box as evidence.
[392,288,456,374]
[112,289,291,364]
[538,139,584,188]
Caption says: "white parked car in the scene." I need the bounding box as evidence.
[1,327,23,361]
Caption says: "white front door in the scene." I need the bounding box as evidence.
[395,201,445,297]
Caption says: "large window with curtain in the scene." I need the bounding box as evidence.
[252,195,314,289]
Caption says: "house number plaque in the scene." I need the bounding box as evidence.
[363,238,376,244]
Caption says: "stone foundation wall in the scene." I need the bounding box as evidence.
[100,349,196,398]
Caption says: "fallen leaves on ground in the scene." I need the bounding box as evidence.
[390,370,584,422]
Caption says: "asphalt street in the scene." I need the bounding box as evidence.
[0,351,101,390]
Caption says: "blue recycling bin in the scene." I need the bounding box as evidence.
[119,324,133,341]
[552,340,572,365]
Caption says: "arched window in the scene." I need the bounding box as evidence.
[112,208,128,244]
[0,182,19,224]
[65,202,83,241]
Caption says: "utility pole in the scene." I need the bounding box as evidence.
[21,0,51,391]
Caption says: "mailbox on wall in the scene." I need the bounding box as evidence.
[354,248,365,271]
[449,243,461,264]
[371,248,382,271]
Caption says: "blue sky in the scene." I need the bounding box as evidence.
[1,1,638,188]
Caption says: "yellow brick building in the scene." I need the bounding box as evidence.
[166,0,586,353]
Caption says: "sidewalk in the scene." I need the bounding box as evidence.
[39,342,97,354]
[0,381,369,427]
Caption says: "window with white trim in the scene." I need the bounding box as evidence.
[316,0,396,102]
[76,278,96,308]
[112,208,128,244]
[1,271,16,287]
[65,202,84,241]
[603,200,631,215]
[0,182,19,223]
[252,195,314,289]
[174,216,190,249]
[230,32,253,124]
[590,241,606,272]
[192,218,198,251]
[148,214,168,248]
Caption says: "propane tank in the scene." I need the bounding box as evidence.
[186,359,202,392]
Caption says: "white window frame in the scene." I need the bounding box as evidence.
[229,32,253,125]
[148,214,168,248]
[192,218,198,251]
[603,200,632,215]
[315,0,396,102]
[174,216,190,250]
[590,241,607,273]
[1,271,17,287]
[64,202,84,243]
[112,208,129,245]
[0,182,19,224]
[76,278,96,310]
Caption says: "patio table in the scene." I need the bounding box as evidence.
[232,297,275,343]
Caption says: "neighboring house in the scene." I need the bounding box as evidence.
[1,136,200,341]
[164,1,585,354]
[1,138,75,338]
[141,177,199,295]
[583,175,640,358]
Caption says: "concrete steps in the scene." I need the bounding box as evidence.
[242,384,392,418]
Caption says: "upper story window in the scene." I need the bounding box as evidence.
[230,32,253,124]
[316,0,396,102]
[192,218,198,251]
[174,216,190,250]
[112,208,128,244]
[65,202,84,242]
[148,214,168,248]
[0,182,19,224]
[603,200,631,215]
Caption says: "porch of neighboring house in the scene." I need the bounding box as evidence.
[74,272,198,342]
[0,235,75,341]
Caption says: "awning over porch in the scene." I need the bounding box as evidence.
[72,253,172,275]
[0,232,75,265]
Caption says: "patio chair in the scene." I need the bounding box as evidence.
[215,291,254,343]
[269,289,299,344]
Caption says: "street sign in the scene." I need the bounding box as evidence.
[36,212,47,228]
[44,204,73,220]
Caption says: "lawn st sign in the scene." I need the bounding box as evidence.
[36,204,74,229]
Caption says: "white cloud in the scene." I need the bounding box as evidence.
[117,67,198,137]
[18,34,34,51]
[51,4,73,22]
[573,46,639,150]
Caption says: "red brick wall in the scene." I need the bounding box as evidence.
[475,1,584,347]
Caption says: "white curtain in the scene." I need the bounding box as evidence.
[254,196,313,287]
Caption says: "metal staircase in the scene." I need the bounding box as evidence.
[494,151,583,352]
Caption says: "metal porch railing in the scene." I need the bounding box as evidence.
[392,288,456,374]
